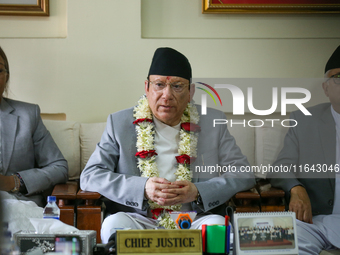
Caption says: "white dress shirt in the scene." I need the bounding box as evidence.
[153,117,192,211]
[153,117,181,182]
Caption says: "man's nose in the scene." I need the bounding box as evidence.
[162,84,174,99]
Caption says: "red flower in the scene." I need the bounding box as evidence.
[133,118,153,125]
[176,154,196,165]
[151,208,164,219]
[151,208,172,219]
[135,150,158,158]
[181,122,201,133]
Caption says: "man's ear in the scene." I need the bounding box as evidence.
[145,80,149,95]
[189,83,195,102]
[322,81,329,98]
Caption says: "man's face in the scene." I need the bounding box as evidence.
[323,67,340,113]
[145,75,194,126]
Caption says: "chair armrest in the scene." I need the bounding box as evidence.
[233,188,260,212]
[260,187,285,199]
[76,189,102,243]
[235,190,260,200]
[257,180,286,212]
[52,181,79,205]
[77,189,101,205]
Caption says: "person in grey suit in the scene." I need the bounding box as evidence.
[0,46,68,207]
[80,47,255,243]
[269,45,340,254]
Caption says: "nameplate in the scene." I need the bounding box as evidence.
[116,229,202,255]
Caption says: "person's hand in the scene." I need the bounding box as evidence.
[160,180,198,206]
[0,174,15,191]
[144,177,180,205]
[289,186,313,224]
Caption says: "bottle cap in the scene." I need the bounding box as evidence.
[47,196,56,202]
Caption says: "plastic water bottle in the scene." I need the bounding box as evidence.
[43,196,60,220]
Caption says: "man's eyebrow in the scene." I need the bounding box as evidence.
[331,72,340,77]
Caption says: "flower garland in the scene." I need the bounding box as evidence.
[133,94,200,229]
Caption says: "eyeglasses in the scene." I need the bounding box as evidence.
[327,73,340,85]
[149,80,189,93]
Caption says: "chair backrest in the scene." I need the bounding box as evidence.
[79,122,107,170]
[41,113,66,121]
[42,119,81,180]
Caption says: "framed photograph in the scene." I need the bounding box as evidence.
[0,0,49,16]
[203,0,340,14]
[233,212,298,255]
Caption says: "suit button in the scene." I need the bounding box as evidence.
[126,201,131,206]
[328,199,334,206]
[208,203,212,207]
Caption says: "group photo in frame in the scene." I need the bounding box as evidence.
[233,212,299,255]
[203,0,340,13]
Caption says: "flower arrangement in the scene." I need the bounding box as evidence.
[133,94,200,229]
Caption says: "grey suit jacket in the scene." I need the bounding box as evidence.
[80,105,255,216]
[269,103,336,215]
[1,98,68,207]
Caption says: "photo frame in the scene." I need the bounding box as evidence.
[0,0,49,16]
[233,212,299,255]
[203,0,340,14]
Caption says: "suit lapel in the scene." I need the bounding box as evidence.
[0,99,18,174]
[130,122,139,175]
[128,113,140,176]
[318,105,336,192]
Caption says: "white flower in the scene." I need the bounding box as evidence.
[158,213,177,229]
[175,164,192,181]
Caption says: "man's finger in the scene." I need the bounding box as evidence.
[161,187,186,194]
[172,180,188,186]
[297,211,304,222]
[155,183,180,191]
[151,177,171,184]
[289,202,303,221]
[160,197,182,206]
[304,211,313,224]
[156,191,178,199]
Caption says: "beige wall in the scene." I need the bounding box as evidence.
[0,0,339,123]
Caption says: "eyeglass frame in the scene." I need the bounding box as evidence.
[147,79,191,93]
[326,72,340,85]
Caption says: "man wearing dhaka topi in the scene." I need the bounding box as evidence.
[80,47,255,243]
[269,45,340,254]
